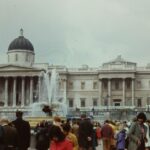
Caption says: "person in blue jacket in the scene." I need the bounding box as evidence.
[116,124,126,150]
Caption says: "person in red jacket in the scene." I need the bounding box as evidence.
[49,125,73,150]
[101,120,114,150]
[96,122,102,145]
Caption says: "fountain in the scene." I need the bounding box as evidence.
[30,69,68,117]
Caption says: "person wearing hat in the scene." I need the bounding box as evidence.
[12,111,30,150]
[127,112,147,150]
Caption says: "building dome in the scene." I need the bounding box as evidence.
[7,29,35,66]
[8,29,34,51]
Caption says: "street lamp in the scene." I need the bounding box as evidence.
[104,94,109,111]
[75,107,80,116]
[92,107,95,115]
[147,97,150,112]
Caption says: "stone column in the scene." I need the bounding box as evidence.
[108,78,111,106]
[30,77,33,105]
[122,78,125,106]
[63,79,67,104]
[132,78,135,106]
[21,77,25,107]
[13,77,17,107]
[38,76,41,102]
[4,77,8,107]
[99,79,102,105]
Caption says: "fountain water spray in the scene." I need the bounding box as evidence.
[31,69,68,117]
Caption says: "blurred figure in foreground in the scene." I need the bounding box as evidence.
[116,123,126,150]
[62,123,79,150]
[101,120,114,150]
[35,120,50,150]
[12,111,30,150]
[49,125,73,150]
[78,114,93,150]
[128,112,147,150]
[0,117,18,150]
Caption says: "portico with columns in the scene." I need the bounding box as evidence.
[98,76,135,107]
[0,69,43,108]
[98,55,137,108]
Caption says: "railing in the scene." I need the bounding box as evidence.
[68,106,137,111]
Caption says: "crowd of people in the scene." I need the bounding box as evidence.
[0,111,150,150]
[35,112,150,150]
[0,111,30,150]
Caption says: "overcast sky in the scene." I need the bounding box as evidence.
[0,0,150,67]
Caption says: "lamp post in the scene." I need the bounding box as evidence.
[75,107,80,116]
[104,94,109,111]
[92,107,95,115]
[147,97,150,112]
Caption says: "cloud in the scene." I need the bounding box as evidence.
[0,0,150,67]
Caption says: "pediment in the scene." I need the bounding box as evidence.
[0,64,36,71]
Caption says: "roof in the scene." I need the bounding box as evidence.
[8,29,34,51]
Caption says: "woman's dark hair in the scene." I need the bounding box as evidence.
[137,112,147,122]
[16,110,23,118]
[62,123,71,133]
[49,125,65,141]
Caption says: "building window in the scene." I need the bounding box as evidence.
[137,98,142,107]
[15,54,18,61]
[80,98,86,107]
[68,98,74,107]
[103,80,107,89]
[0,101,4,106]
[113,99,121,106]
[115,80,119,90]
[68,81,73,89]
[114,103,120,106]
[81,82,85,89]
[26,54,29,61]
[93,98,98,106]
[93,82,98,89]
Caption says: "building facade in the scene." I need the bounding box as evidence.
[0,29,150,117]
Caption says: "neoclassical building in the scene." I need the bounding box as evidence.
[0,29,150,118]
